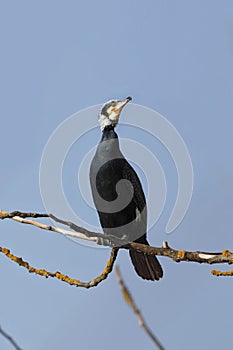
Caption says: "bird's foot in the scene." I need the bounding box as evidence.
[96,236,111,247]
[96,234,129,247]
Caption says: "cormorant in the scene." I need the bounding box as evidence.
[89,97,163,281]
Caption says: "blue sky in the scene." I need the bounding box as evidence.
[1,1,233,349]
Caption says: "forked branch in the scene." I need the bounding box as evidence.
[1,210,233,278]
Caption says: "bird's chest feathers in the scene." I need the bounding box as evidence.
[96,159,125,200]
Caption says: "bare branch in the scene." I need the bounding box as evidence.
[0,324,23,350]
[115,266,165,349]
[0,211,48,219]
[1,210,233,269]
[0,245,118,288]
[0,210,119,245]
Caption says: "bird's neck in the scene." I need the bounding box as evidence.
[101,125,118,142]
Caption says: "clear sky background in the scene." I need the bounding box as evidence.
[1,1,233,349]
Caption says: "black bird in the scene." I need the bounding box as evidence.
[89,97,163,281]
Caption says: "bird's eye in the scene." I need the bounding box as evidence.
[111,101,116,107]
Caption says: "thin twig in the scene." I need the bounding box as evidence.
[0,325,23,350]
[115,266,165,349]
[211,269,233,276]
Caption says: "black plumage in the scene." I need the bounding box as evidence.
[89,97,163,281]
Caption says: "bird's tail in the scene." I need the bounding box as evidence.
[129,246,163,281]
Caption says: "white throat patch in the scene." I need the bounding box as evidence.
[98,113,117,131]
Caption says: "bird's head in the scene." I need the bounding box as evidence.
[98,96,132,131]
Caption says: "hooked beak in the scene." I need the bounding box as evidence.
[115,96,132,112]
